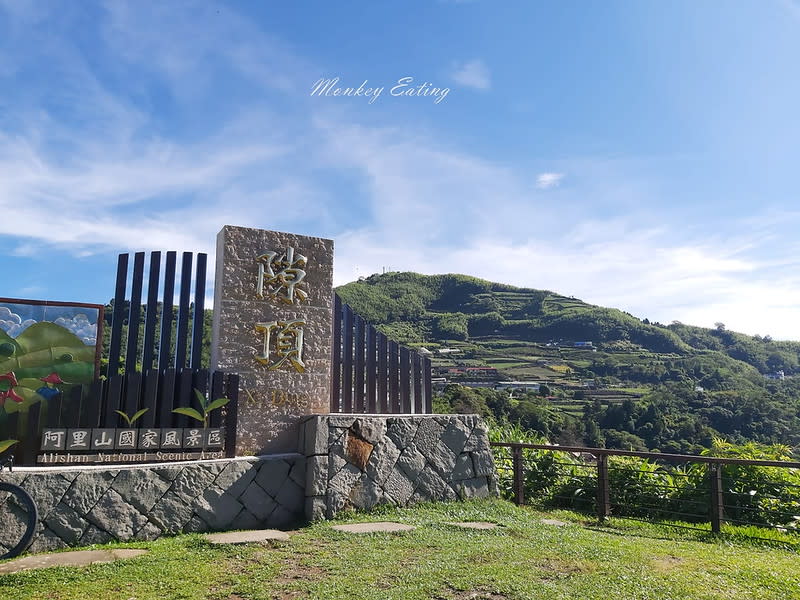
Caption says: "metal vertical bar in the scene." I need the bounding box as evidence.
[158,251,177,372]
[124,372,142,420]
[142,251,161,372]
[388,341,400,413]
[46,394,63,427]
[141,370,159,428]
[399,346,411,413]
[412,352,423,414]
[107,253,129,377]
[209,370,224,428]
[125,252,145,375]
[377,332,388,413]
[23,402,42,466]
[158,368,177,428]
[342,304,354,413]
[224,373,239,458]
[354,315,365,412]
[423,356,432,414]
[330,294,342,412]
[512,445,525,506]
[174,252,193,369]
[597,454,611,521]
[104,375,125,427]
[366,324,377,413]
[190,253,207,370]
[175,368,194,428]
[710,463,724,533]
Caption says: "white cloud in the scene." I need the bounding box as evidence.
[2,2,800,343]
[54,314,97,345]
[0,306,36,338]
[450,59,491,90]
[536,172,564,189]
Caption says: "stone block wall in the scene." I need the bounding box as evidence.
[0,455,305,555]
[300,414,497,520]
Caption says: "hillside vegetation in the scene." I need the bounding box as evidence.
[336,272,800,453]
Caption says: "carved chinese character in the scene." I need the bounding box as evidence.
[67,429,90,450]
[116,429,137,449]
[139,429,160,450]
[161,429,182,448]
[41,429,66,450]
[184,428,203,448]
[206,429,223,448]
[255,247,308,304]
[254,320,306,372]
[91,429,115,449]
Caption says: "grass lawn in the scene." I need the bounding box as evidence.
[2,499,799,600]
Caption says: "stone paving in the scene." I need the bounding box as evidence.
[0,549,148,574]
[445,521,498,530]
[541,519,569,527]
[331,522,416,533]
[204,529,290,544]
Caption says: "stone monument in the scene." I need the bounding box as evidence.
[211,225,334,454]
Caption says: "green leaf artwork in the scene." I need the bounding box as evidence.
[0,439,19,454]
[173,388,230,428]
[114,408,149,426]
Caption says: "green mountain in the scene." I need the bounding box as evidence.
[336,271,798,376]
[336,272,800,453]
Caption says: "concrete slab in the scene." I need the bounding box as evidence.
[541,519,569,527]
[445,521,499,530]
[204,529,290,544]
[0,549,148,574]
[331,522,416,533]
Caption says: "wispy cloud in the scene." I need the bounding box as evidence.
[450,59,491,90]
[536,172,564,189]
[2,2,800,340]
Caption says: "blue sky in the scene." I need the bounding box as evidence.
[1,1,800,338]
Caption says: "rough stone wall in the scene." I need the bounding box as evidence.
[0,455,304,555]
[301,415,497,520]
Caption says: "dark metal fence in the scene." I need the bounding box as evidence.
[1,250,239,466]
[107,251,207,376]
[4,370,239,466]
[330,294,432,414]
[492,442,800,541]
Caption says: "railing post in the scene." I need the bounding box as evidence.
[512,445,525,506]
[596,454,610,522]
[710,463,724,533]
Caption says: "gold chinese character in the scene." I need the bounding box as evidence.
[254,320,306,373]
[256,247,308,304]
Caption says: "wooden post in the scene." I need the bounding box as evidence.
[596,454,611,522]
[512,445,525,506]
[710,463,724,533]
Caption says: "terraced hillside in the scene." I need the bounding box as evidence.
[336,272,800,452]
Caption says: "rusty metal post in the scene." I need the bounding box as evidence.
[710,463,724,533]
[512,445,525,506]
[596,454,610,522]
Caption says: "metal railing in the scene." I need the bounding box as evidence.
[491,442,800,540]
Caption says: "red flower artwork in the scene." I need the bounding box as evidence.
[0,372,24,407]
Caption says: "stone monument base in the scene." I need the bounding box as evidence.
[2,415,496,554]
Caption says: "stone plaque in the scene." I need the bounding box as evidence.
[211,225,333,454]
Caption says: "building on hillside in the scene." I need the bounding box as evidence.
[764,370,785,380]
[495,381,541,393]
